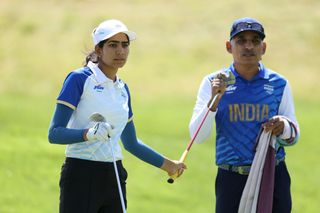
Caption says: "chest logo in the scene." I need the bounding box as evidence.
[120,91,127,99]
[264,84,274,94]
[226,85,237,94]
[94,85,104,92]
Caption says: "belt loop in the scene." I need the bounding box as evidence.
[238,167,244,175]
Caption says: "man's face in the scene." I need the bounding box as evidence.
[226,31,266,66]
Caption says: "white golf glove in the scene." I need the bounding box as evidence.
[86,122,114,142]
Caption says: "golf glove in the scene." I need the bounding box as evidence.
[86,122,114,142]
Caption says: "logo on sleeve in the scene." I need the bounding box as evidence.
[94,85,104,92]
[120,90,127,99]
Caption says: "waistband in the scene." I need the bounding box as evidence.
[65,157,123,169]
[218,158,285,175]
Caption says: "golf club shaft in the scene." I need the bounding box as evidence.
[89,113,126,213]
[109,142,126,213]
[167,93,220,183]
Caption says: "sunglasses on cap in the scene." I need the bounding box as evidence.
[230,22,265,40]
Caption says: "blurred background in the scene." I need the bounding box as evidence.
[0,0,319,212]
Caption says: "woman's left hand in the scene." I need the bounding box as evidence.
[161,158,187,177]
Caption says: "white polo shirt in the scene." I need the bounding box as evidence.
[57,61,133,162]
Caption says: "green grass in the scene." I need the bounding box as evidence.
[1,0,319,212]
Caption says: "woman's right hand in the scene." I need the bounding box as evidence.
[85,122,114,142]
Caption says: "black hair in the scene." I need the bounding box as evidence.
[83,39,107,66]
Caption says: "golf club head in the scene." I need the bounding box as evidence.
[167,178,174,184]
[90,113,106,122]
[217,69,236,85]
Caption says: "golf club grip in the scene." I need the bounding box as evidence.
[167,150,189,184]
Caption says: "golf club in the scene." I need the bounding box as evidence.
[167,70,235,184]
[90,113,126,213]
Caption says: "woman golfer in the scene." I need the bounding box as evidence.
[48,19,186,213]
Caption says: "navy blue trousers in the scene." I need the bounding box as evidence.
[59,157,128,213]
[215,161,291,213]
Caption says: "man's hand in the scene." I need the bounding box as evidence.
[262,116,285,136]
[85,122,114,142]
[208,75,227,111]
[211,77,227,96]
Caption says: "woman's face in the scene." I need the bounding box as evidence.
[97,33,130,70]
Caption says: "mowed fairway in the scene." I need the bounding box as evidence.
[0,0,319,212]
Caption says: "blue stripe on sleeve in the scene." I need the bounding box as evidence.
[48,104,86,144]
[121,121,164,167]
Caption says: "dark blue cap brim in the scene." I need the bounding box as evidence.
[230,29,265,40]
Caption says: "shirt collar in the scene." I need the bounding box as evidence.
[87,61,125,88]
[229,62,269,80]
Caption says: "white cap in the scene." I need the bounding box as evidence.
[92,19,136,45]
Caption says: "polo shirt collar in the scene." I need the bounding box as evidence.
[87,61,124,88]
[229,62,270,80]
